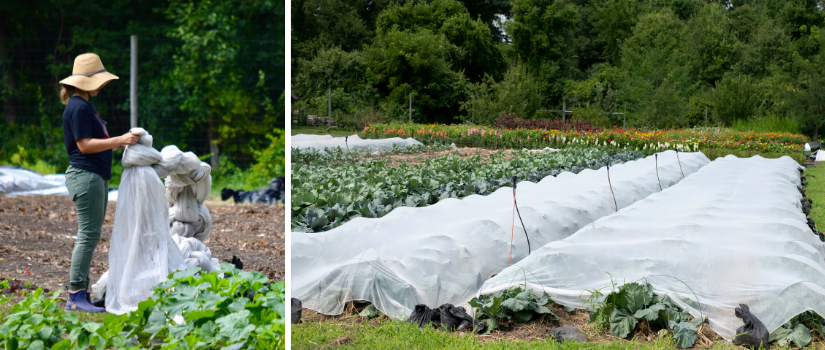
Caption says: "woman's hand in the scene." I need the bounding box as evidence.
[118,131,141,147]
[76,131,141,154]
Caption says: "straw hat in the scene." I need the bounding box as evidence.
[59,53,119,91]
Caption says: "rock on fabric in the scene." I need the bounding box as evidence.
[477,155,824,340]
[291,151,710,320]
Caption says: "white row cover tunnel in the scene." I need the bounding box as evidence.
[291,134,423,153]
[292,151,710,320]
[478,155,824,339]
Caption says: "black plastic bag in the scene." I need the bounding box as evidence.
[439,304,473,331]
[407,304,441,328]
[221,177,285,205]
[91,292,106,308]
[732,304,769,349]
[231,255,244,270]
[291,298,303,324]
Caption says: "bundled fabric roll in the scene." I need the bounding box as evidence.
[96,128,220,314]
[161,145,214,242]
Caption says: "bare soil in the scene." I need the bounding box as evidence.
[0,194,285,295]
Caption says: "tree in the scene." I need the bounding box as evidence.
[165,0,284,167]
[787,26,825,141]
[364,28,466,123]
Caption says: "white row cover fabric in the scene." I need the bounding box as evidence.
[815,150,825,161]
[1,167,119,201]
[291,134,423,153]
[0,166,64,193]
[477,155,822,340]
[160,145,214,242]
[292,151,710,320]
[102,128,219,314]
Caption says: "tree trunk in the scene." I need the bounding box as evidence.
[0,20,18,125]
[208,112,219,168]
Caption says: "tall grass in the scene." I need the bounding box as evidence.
[730,115,800,134]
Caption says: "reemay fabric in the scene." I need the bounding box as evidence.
[101,128,219,315]
[291,151,710,320]
[62,96,112,180]
[477,155,823,340]
[291,134,423,153]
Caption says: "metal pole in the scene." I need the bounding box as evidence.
[409,92,412,123]
[562,101,566,122]
[130,35,138,129]
[328,87,332,129]
[623,106,626,129]
[705,106,708,128]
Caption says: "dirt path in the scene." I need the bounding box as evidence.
[0,194,285,294]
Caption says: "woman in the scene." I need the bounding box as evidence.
[59,53,141,312]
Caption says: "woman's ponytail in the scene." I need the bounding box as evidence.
[59,84,76,105]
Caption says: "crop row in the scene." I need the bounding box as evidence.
[291,147,642,232]
[0,265,286,350]
[360,123,806,153]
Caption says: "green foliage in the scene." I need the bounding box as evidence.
[712,74,763,124]
[461,64,544,125]
[469,286,555,332]
[244,129,286,190]
[0,265,286,350]
[365,28,467,124]
[582,281,703,349]
[291,146,641,232]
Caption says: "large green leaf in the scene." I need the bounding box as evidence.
[633,303,666,322]
[770,323,812,348]
[216,310,256,343]
[609,308,638,338]
[672,321,698,349]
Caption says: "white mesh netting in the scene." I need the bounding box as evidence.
[477,155,824,340]
[291,151,710,319]
[291,134,423,153]
[97,128,219,314]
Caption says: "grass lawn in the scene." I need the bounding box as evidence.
[806,163,825,225]
[292,126,358,138]
[291,312,754,349]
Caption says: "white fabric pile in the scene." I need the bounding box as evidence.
[477,155,823,340]
[95,128,220,314]
[291,134,423,153]
[154,146,214,242]
[0,167,118,201]
[291,151,710,320]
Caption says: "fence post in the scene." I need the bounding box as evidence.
[562,101,566,122]
[328,87,332,130]
[130,35,138,129]
[705,106,708,128]
[409,92,412,123]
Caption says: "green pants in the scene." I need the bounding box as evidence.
[65,166,109,291]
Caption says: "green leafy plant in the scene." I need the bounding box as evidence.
[469,286,556,333]
[581,280,704,349]
[292,146,642,232]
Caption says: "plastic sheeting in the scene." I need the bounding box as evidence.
[101,128,220,314]
[291,151,710,320]
[291,134,423,153]
[477,155,824,340]
[0,166,64,193]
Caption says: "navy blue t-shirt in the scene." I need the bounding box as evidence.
[62,96,112,181]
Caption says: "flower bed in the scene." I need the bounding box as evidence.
[361,123,807,153]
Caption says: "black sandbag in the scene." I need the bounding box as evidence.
[439,303,473,331]
[231,255,244,270]
[291,298,303,324]
[91,292,105,308]
[732,304,769,349]
[221,177,285,205]
[407,304,441,328]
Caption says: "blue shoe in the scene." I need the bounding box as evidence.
[65,289,105,313]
